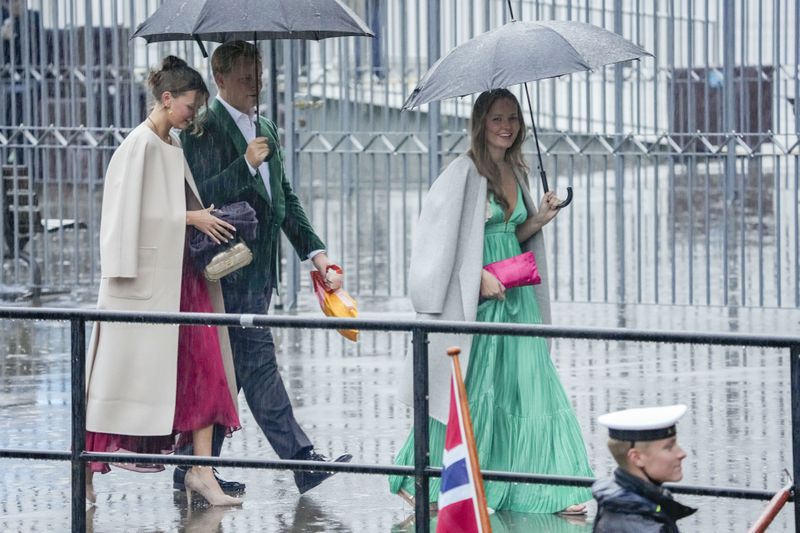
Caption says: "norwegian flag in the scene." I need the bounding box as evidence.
[436,358,491,533]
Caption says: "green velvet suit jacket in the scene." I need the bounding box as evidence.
[181,99,324,292]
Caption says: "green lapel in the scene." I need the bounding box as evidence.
[259,116,285,220]
[209,99,270,203]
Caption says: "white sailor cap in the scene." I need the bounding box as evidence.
[598,404,687,442]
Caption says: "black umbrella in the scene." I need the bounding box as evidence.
[403,2,652,208]
[131,0,374,134]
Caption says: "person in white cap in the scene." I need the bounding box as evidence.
[591,405,697,532]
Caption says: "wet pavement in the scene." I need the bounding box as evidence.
[0,293,797,531]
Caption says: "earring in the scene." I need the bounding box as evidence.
[167,108,173,115]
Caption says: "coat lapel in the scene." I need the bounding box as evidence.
[458,159,487,322]
[259,117,284,219]
[513,166,552,326]
[210,99,271,203]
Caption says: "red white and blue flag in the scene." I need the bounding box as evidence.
[436,362,489,533]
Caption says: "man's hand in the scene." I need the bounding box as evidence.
[245,137,271,168]
[311,252,344,290]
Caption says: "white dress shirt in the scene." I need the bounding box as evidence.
[216,95,271,199]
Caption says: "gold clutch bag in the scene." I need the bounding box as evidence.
[203,240,253,282]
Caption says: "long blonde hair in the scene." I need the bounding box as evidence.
[467,89,528,211]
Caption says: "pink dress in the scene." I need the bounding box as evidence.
[86,246,240,473]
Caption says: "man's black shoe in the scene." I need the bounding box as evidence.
[173,466,246,494]
[293,450,353,495]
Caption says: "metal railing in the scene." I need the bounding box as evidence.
[2,0,799,309]
[0,306,796,532]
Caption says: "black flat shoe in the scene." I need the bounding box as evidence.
[173,466,246,494]
[293,450,353,494]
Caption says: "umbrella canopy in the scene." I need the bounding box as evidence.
[131,0,373,136]
[402,20,650,109]
[131,0,374,44]
[403,18,651,209]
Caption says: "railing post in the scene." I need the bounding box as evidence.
[283,40,300,311]
[791,344,800,533]
[412,328,430,532]
[426,0,441,186]
[613,0,626,304]
[71,318,86,532]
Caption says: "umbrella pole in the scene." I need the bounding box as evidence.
[507,0,571,208]
[505,0,516,21]
[254,32,260,137]
[193,36,208,58]
[522,82,573,208]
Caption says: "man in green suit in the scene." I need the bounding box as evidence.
[178,40,352,495]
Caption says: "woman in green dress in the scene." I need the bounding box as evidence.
[389,89,592,514]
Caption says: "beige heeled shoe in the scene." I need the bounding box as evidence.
[185,467,243,507]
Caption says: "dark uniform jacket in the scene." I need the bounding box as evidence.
[182,99,324,292]
[592,468,697,533]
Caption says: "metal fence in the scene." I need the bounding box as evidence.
[1,0,798,308]
[0,306,796,532]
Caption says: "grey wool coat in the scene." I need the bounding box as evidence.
[399,154,552,423]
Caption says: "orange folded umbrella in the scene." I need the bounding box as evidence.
[310,265,358,342]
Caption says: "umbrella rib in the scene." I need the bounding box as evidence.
[489,33,503,90]
[537,24,593,73]
[274,0,292,35]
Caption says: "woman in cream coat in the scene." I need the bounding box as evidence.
[390,89,593,514]
[85,56,242,507]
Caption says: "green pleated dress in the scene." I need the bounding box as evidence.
[389,187,593,513]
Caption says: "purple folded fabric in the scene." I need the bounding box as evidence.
[483,251,541,288]
[188,201,258,270]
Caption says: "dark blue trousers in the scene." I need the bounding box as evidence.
[210,284,313,460]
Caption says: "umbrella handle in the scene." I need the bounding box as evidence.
[539,169,573,209]
[556,187,573,209]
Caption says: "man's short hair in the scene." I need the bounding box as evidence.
[607,438,631,467]
[211,40,261,76]
[607,438,655,468]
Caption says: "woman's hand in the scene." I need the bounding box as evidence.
[480,269,506,301]
[516,191,563,242]
[536,191,562,226]
[187,205,236,245]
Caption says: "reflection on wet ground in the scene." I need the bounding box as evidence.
[0,294,797,531]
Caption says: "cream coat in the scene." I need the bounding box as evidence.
[85,124,238,435]
[399,154,552,423]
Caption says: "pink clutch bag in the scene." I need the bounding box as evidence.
[483,251,541,288]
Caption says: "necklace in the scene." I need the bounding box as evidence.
[146,116,171,145]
